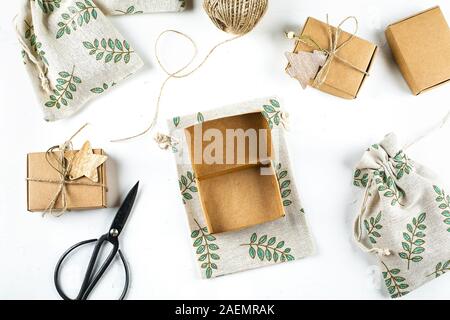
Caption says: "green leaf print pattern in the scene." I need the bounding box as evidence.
[392,151,413,179]
[374,170,404,206]
[276,163,292,207]
[241,233,294,263]
[261,99,281,129]
[115,6,144,14]
[398,212,426,270]
[433,185,450,232]
[44,66,81,108]
[83,39,134,64]
[353,169,368,187]
[56,0,98,39]
[427,260,450,278]
[381,261,410,299]
[21,50,27,65]
[364,211,383,244]
[191,219,220,279]
[35,0,62,13]
[366,144,380,151]
[24,21,49,66]
[90,82,116,94]
[179,171,198,204]
[197,112,204,123]
[173,116,181,127]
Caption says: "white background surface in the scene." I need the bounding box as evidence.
[1,0,449,300]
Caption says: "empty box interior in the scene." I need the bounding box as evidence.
[185,112,285,234]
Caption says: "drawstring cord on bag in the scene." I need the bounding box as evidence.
[353,175,392,257]
[13,15,52,95]
[402,111,450,151]
[154,132,179,150]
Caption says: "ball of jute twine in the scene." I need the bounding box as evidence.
[203,0,268,35]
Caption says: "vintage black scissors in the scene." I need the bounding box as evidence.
[54,182,139,300]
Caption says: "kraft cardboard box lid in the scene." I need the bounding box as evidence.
[385,6,450,94]
[167,97,315,279]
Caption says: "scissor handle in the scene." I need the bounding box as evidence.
[54,236,130,300]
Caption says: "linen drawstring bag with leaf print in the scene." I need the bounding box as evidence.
[167,97,315,279]
[353,116,450,298]
[15,0,185,121]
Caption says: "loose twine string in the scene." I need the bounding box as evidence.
[111,30,242,143]
[27,124,106,216]
[287,15,369,88]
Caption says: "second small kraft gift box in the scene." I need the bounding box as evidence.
[168,97,315,278]
[385,6,450,95]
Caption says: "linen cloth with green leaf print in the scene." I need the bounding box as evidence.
[353,133,450,298]
[16,0,185,121]
[168,97,315,279]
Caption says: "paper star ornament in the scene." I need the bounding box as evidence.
[285,50,327,89]
[66,141,107,182]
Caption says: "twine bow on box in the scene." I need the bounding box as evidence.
[285,15,370,89]
[27,124,107,216]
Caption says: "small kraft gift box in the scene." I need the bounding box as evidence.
[286,16,377,99]
[168,97,315,278]
[27,139,107,214]
[385,6,450,95]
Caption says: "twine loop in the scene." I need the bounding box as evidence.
[111,0,268,142]
[111,30,242,143]
[112,1,269,143]
[154,133,178,150]
[27,124,106,216]
[286,15,369,88]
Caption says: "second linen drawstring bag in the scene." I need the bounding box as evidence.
[15,0,185,121]
[353,124,450,298]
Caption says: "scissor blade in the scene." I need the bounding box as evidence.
[110,181,139,236]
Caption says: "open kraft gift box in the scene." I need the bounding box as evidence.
[185,112,284,234]
[168,97,315,279]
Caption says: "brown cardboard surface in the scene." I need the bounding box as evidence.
[185,112,272,178]
[291,17,377,99]
[198,165,284,234]
[27,149,107,212]
[385,6,450,95]
[185,112,284,234]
